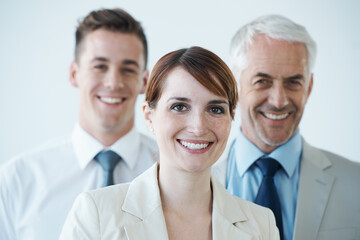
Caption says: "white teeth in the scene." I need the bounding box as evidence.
[180,140,209,150]
[264,112,289,120]
[100,97,123,104]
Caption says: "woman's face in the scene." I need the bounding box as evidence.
[144,67,232,173]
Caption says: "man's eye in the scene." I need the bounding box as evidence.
[171,103,188,112]
[94,65,106,70]
[123,68,137,74]
[209,106,224,114]
[289,80,301,85]
[256,79,268,84]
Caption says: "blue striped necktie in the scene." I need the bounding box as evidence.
[254,157,284,240]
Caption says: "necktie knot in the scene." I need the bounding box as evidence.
[256,157,281,177]
[95,150,120,171]
[94,150,121,186]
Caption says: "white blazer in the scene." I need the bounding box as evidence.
[60,163,279,240]
[212,139,360,240]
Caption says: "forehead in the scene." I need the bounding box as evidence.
[245,35,309,77]
[78,29,145,67]
[159,67,225,101]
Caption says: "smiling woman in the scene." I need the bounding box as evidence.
[59,46,280,240]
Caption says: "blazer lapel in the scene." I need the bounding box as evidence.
[124,209,168,240]
[293,140,335,240]
[121,163,169,240]
[211,177,254,240]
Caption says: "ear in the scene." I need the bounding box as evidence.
[139,69,149,94]
[69,61,79,88]
[142,101,154,134]
[306,73,314,101]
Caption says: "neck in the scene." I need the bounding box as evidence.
[158,163,212,214]
[79,121,133,147]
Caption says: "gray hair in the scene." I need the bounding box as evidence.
[229,14,317,80]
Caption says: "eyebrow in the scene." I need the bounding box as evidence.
[167,97,229,105]
[255,72,305,81]
[167,97,190,103]
[208,100,229,106]
[91,57,108,63]
[90,57,140,68]
[255,72,273,79]
[286,74,305,81]
[123,60,140,68]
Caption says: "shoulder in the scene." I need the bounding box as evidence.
[138,132,158,151]
[137,132,159,162]
[303,141,360,177]
[0,137,72,179]
[76,183,131,214]
[60,186,128,240]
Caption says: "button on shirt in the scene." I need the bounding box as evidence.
[0,124,158,240]
[226,128,302,240]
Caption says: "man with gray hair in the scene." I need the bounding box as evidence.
[213,15,360,240]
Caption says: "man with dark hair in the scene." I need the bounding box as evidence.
[0,8,158,240]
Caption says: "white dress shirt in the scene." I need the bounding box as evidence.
[0,124,158,240]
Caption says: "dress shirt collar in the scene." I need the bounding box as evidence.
[234,127,302,178]
[72,124,141,170]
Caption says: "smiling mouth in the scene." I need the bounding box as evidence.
[99,96,125,104]
[262,112,290,120]
[178,140,212,150]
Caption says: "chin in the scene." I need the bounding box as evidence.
[261,133,291,147]
[181,160,213,173]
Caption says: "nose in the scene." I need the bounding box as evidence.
[188,111,209,136]
[104,69,124,90]
[268,83,289,109]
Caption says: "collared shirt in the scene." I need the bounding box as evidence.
[0,124,158,240]
[226,128,302,240]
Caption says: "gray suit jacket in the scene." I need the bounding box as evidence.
[212,139,360,240]
[60,163,279,240]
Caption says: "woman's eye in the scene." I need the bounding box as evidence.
[209,106,224,114]
[171,104,188,112]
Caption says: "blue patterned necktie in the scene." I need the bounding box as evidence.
[94,150,121,187]
[255,157,284,240]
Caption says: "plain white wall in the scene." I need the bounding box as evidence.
[1,0,359,165]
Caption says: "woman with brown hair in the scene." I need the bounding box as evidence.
[60,46,279,240]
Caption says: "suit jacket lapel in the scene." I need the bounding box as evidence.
[123,209,168,240]
[293,140,335,240]
[121,163,257,240]
[121,163,169,240]
[211,176,254,240]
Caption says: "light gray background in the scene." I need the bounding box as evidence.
[1,0,359,165]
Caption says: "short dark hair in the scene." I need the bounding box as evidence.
[145,46,238,119]
[75,8,148,67]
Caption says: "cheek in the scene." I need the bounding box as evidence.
[126,77,143,93]
[153,112,183,136]
[212,118,231,139]
[292,92,308,110]
[79,74,101,93]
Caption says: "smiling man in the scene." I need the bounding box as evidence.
[0,8,158,240]
[213,15,360,240]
